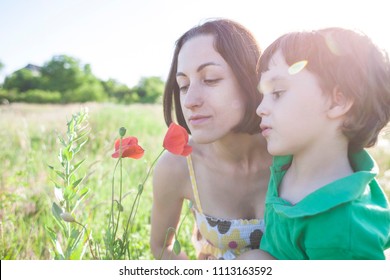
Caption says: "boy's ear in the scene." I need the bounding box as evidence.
[327,86,354,119]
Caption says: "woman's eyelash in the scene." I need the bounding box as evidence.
[178,78,222,93]
[179,85,189,92]
[204,78,221,84]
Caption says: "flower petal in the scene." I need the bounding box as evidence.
[181,145,193,156]
[114,137,138,151]
[112,136,144,159]
[122,145,145,159]
[163,123,192,156]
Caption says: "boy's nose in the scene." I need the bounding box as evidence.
[256,97,269,117]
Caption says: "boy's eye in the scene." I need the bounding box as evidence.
[272,90,285,99]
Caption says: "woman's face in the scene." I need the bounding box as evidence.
[176,34,245,143]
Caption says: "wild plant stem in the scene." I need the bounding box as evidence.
[157,200,191,260]
[121,149,165,257]
[113,156,123,241]
[74,221,97,260]
[158,227,177,260]
[109,158,120,258]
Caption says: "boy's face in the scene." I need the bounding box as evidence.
[256,50,333,156]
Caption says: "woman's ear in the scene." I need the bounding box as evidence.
[327,86,354,119]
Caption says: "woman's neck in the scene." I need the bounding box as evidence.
[193,132,271,174]
[211,132,269,162]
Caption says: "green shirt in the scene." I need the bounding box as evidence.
[260,150,390,259]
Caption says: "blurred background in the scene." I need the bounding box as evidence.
[0,0,389,260]
[1,0,390,104]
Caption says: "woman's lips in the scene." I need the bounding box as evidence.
[189,115,211,125]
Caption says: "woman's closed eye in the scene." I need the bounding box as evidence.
[178,84,189,94]
[204,78,222,86]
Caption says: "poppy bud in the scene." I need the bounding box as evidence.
[60,212,76,223]
[119,127,127,137]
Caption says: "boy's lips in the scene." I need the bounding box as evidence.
[260,124,272,137]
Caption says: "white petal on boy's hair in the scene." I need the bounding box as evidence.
[324,33,343,56]
[288,60,308,75]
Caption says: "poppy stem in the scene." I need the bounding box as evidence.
[122,148,165,256]
[109,158,120,258]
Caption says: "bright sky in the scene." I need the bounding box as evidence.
[1,0,389,87]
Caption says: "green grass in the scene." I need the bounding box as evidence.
[0,103,389,260]
[0,102,195,260]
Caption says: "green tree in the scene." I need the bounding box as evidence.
[3,68,42,92]
[41,55,85,93]
[0,61,3,89]
[42,55,108,102]
[136,76,164,103]
[101,79,133,102]
[62,79,106,103]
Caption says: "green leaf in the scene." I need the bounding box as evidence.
[55,240,65,260]
[67,228,84,255]
[62,145,73,161]
[69,239,88,260]
[58,135,66,147]
[73,138,89,154]
[71,178,83,189]
[73,187,89,211]
[46,226,57,243]
[68,118,75,134]
[78,187,89,200]
[138,184,144,193]
[52,202,63,219]
[51,203,66,233]
[63,185,76,201]
[69,159,85,177]
[57,150,64,165]
[116,201,124,212]
[72,129,89,144]
[54,170,65,181]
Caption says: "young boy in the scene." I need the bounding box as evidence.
[255,27,390,259]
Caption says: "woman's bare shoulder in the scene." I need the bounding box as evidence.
[153,151,190,196]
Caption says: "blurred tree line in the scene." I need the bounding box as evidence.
[0,55,164,104]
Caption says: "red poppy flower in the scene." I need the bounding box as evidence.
[163,123,192,156]
[112,136,145,159]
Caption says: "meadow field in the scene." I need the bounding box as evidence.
[0,103,389,260]
[0,102,196,260]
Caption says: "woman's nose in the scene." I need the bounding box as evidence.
[183,83,203,109]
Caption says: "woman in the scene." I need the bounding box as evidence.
[150,18,272,259]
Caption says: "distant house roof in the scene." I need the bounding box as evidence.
[23,64,42,76]
[24,64,42,72]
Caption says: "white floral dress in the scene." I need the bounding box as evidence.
[187,155,265,260]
